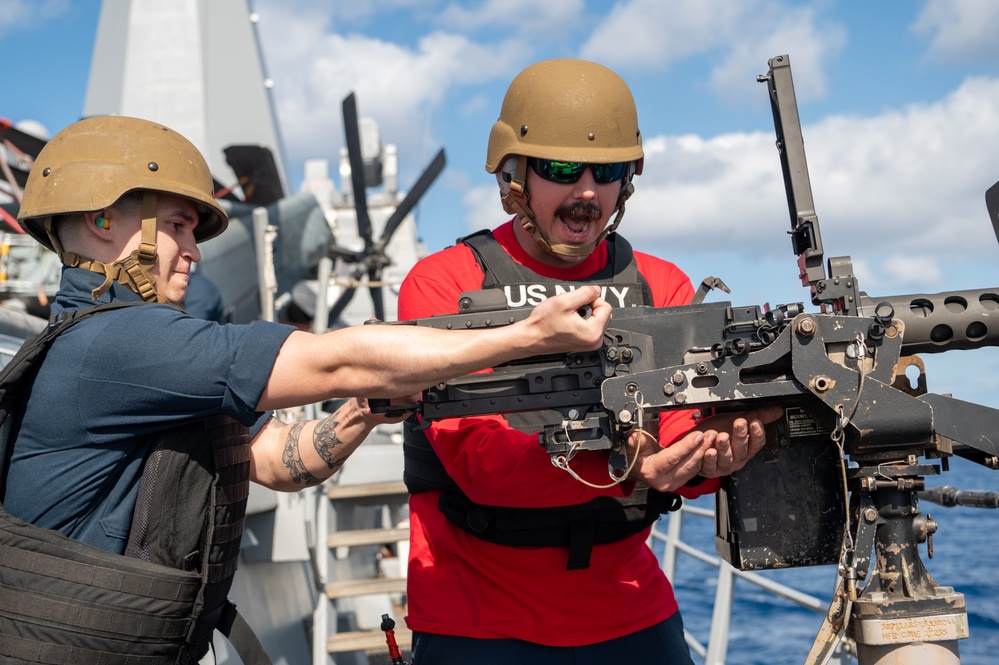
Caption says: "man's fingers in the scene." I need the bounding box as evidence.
[527,285,612,353]
[556,283,601,309]
[629,430,706,490]
[588,296,613,324]
[747,418,768,456]
[696,406,783,443]
[752,404,785,425]
[542,284,606,317]
[714,431,733,464]
[627,405,782,489]
[700,446,719,477]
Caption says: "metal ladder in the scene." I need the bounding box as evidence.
[311,443,412,664]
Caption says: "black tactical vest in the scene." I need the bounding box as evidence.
[466,228,653,308]
[0,303,270,665]
[403,231,681,570]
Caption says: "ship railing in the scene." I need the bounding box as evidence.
[651,501,855,665]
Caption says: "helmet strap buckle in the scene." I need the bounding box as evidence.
[75,191,165,303]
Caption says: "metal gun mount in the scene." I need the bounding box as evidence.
[373,54,999,665]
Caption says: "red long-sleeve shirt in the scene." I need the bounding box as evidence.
[398,221,717,645]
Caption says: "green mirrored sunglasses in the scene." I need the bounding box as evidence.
[529,158,628,184]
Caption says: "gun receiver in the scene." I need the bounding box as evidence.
[392,290,999,466]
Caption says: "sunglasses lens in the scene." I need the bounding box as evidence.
[531,158,628,184]
[592,162,627,183]
[534,159,585,183]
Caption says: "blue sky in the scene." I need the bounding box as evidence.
[5,0,999,409]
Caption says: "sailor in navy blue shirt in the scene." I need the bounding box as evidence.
[5,267,293,553]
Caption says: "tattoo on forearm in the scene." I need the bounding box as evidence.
[314,415,346,472]
[283,422,321,486]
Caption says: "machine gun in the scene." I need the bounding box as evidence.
[374,55,999,664]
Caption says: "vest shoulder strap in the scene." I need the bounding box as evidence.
[460,229,531,288]
[0,302,143,499]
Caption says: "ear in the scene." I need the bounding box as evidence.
[82,211,114,240]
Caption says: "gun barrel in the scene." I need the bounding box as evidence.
[919,485,999,508]
[858,289,999,355]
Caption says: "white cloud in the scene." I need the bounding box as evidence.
[0,0,32,32]
[580,0,843,104]
[806,77,999,252]
[253,4,521,181]
[257,0,584,179]
[462,182,505,233]
[253,0,424,25]
[440,0,584,36]
[0,0,68,38]
[624,130,788,252]
[708,12,845,105]
[581,0,748,66]
[913,0,999,63]
[652,79,999,264]
[875,254,944,288]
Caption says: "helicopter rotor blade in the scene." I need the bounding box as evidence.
[325,92,372,327]
[364,148,446,322]
[329,99,446,326]
[342,93,374,252]
[377,148,446,252]
[368,265,385,322]
[326,260,369,325]
[325,285,357,325]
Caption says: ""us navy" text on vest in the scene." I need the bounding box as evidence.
[503,284,634,308]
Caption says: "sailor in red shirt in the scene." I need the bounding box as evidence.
[398,58,782,664]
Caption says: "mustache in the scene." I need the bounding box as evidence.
[556,201,601,221]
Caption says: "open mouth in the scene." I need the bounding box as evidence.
[556,202,601,238]
[560,215,592,236]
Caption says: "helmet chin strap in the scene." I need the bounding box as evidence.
[46,191,165,303]
[500,156,635,259]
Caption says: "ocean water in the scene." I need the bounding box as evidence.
[660,456,999,665]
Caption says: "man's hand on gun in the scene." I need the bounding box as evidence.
[627,405,784,492]
[355,397,413,427]
[522,285,612,354]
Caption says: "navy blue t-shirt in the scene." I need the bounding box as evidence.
[4,268,295,554]
[183,271,226,323]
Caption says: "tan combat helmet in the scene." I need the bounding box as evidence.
[486,58,644,258]
[18,115,228,303]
